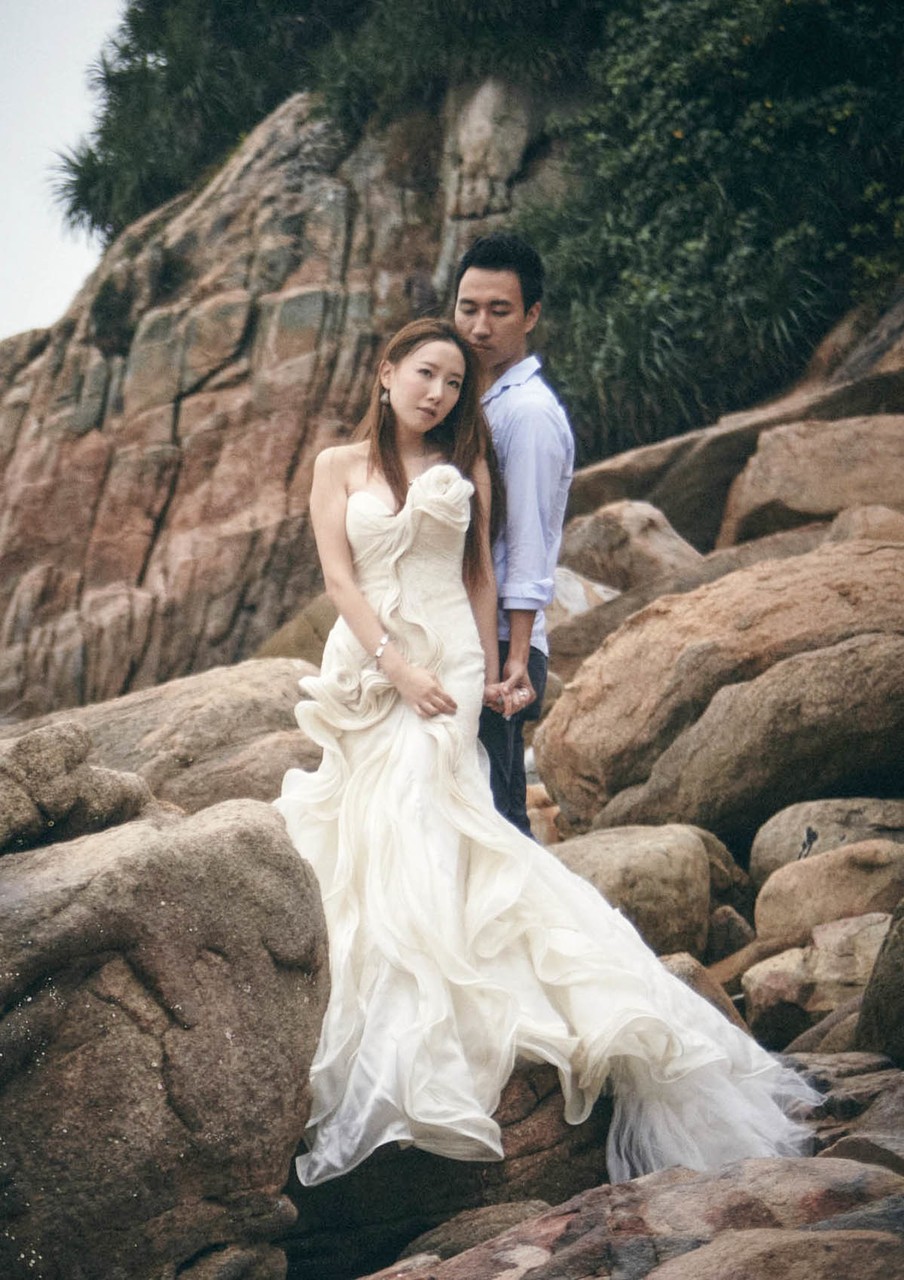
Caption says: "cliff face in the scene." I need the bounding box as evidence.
[0,84,564,719]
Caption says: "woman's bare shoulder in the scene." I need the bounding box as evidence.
[313,441,369,484]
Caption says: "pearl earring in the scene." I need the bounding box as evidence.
[380,389,390,405]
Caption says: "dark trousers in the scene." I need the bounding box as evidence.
[478,642,548,837]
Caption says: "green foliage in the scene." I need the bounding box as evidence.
[312,1,608,132]
[522,0,904,457]
[54,0,364,239]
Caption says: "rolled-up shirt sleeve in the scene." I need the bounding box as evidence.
[494,400,571,612]
[483,356,574,653]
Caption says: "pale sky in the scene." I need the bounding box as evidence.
[0,0,125,342]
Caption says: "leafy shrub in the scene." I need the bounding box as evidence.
[521,0,904,457]
[54,0,365,239]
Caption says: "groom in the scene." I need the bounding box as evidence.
[453,232,574,836]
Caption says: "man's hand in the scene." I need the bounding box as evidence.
[484,681,520,718]
[499,656,535,718]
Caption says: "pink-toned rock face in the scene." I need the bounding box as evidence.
[0,86,565,721]
[719,415,904,545]
[535,541,904,846]
[645,1228,904,1280]
[359,1157,904,1280]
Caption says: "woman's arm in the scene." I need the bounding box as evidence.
[310,447,457,718]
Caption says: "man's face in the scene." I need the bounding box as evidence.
[454,267,540,382]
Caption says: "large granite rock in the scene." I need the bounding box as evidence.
[0,82,565,721]
[0,799,329,1280]
[749,797,904,889]
[566,321,904,553]
[742,913,891,1048]
[551,824,711,957]
[788,1050,904,1152]
[718,415,904,545]
[820,1076,904,1176]
[359,1158,904,1280]
[537,540,904,845]
[856,896,904,1066]
[0,658,320,814]
[754,840,904,939]
[825,503,904,542]
[255,591,339,664]
[1,720,152,854]
[646,1228,904,1280]
[588,632,904,853]
[547,523,825,684]
[559,499,703,592]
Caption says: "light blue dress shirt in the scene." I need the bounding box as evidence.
[481,355,575,656]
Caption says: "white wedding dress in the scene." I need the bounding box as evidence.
[275,464,815,1187]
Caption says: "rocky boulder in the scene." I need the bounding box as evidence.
[1,720,152,854]
[784,995,865,1055]
[559,499,703,592]
[749,797,904,889]
[742,913,891,1048]
[0,799,330,1280]
[703,904,756,965]
[825,503,904,542]
[255,591,338,665]
[0,657,320,815]
[659,951,750,1033]
[551,825,712,957]
[536,540,904,848]
[754,840,904,939]
[398,1202,553,1263]
[718,416,904,545]
[645,1228,904,1280]
[547,523,824,684]
[360,1158,904,1280]
[856,897,904,1066]
[789,1050,904,1153]
[819,1075,904,1176]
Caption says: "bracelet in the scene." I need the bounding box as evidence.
[374,633,390,665]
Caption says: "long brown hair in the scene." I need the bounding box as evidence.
[355,318,503,587]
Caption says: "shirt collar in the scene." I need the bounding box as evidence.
[480,354,542,405]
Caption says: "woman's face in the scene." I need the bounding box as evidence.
[381,340,466,438]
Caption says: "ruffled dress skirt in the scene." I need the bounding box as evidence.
[275,466,816,1186]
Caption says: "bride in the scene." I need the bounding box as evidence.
[275,317,815,1188]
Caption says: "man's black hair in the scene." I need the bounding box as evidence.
[454,232,545,312]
